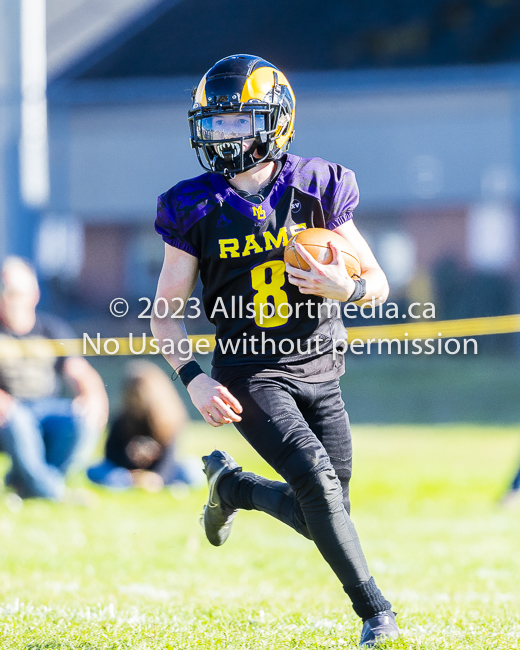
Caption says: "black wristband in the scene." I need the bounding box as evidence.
[176,360,204,387]
[347,277,366,302]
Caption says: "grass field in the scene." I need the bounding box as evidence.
[1,424,520,649]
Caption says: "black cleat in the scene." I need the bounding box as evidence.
[359,610,399,647]
[201,450,241,546]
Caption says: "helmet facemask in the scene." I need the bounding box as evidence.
[189,103,277,178]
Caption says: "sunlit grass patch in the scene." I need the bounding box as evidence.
[0,424,519,648]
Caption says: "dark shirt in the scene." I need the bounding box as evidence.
[0,312,75,399]
[105,415,170,473]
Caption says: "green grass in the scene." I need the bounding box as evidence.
[1,424,520,649]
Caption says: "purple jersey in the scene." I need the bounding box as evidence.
[155,153,358,373]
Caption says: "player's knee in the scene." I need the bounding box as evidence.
[294,468,343,515]
[291,504,312,539]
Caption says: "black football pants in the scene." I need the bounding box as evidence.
[212,369,392,619]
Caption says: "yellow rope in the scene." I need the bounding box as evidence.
[1,313,519,357]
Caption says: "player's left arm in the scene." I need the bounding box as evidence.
[333,220,389,305]
[286,220,389,305]
[63,356,109,431]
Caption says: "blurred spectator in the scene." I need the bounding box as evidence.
[88,361,201,491]
[0,256,108,500]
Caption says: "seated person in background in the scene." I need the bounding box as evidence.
[88,360,201,491]
[0,256,108,500]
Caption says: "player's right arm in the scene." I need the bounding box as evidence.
[151,243,242,427]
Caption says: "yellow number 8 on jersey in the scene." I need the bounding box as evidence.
[251,260,290,328]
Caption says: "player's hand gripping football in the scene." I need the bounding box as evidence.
[286,241,357,301]
[187,374,243,427]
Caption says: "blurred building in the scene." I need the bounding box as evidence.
[15,0,520,333]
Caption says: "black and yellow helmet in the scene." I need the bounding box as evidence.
[188,54,295,177]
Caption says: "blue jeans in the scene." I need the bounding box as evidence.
[87,445,203,489]
[0,398,96,500]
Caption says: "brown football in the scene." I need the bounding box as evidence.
[284,228,361,277]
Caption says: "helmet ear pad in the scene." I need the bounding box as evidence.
[269,85,295,154]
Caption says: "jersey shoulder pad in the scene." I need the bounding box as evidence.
[158,172,219,236]
[286,154,356,214]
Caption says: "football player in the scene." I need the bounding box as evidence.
[152,54,399,647]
